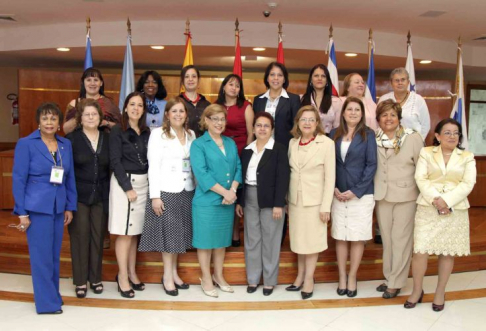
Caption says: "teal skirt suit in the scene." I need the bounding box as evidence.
[190,131,242,249]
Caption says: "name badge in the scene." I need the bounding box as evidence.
[182,158,191,173]
[50,166,64,184]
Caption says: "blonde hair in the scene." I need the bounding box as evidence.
[198,104,227,131]
[290,105,326,138]
[162,97,191,139]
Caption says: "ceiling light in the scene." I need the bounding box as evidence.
[56,47,70,52]
[151,46,165,50]
[420,60,432,64]
[345,53,358,57]
[253,47,266,51]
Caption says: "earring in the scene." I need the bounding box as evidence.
[38,125,40,130]
[310,82,313,86]
[58,126,61,131]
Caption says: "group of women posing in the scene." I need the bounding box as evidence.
[12,62,475,315]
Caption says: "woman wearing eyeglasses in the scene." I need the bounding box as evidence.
[287,105,336,300]
[404,119,476,312]
[190,104,242,298]
[378,68,430,141]
[236,112,290,296]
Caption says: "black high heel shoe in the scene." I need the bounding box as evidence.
[162,282,179,297]
[347,279,358,298]
[301,290,313,300]
[432,294,445,312]
[90,282,104,294]
[404,290,424,309]
[285,284,303,291]
[128,277,145,291]
[75,286,87,298]
[232,240,241,247]
[116,275,135,299]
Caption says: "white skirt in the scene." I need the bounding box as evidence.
[108,173,148,236]
[331,194,374,241]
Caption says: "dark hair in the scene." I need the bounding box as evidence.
[180,65,201,89]
[162,97,191,139]
[376,99,402,122]
[75,99,103,127]
[290,105,326,138]
[253,111,275,129]
[136,71,167,100]
[263,62,289,90]
[79,67,105,99]
[301,64,333,114]
[433,118,465,150]
[121,92,148,132]
[36,102,63,124]
[333,96,368,141]
[216,74,246,108]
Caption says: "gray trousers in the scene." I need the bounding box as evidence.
[68,202,107,286]
[244,186,284,286]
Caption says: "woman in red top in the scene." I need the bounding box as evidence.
[216,74,254,246]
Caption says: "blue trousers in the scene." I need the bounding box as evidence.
[26,211,64,313]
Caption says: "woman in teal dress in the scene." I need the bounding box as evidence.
[190,104,242,298]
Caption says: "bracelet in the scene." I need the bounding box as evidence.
[18,215,29,218]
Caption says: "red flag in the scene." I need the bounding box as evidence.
[233,33,243,78]
[277,34,285,65]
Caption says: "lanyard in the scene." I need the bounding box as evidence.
[49,148,63,167]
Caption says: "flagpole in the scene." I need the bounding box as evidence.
[277,21,284,64]
[235,18,239,48]
[368,28,373,65]
[454,36,462,105]
[407,30,411,49]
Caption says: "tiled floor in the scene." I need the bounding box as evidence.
[0,271,485,330]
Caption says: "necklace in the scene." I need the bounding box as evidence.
[395,91,410,106]
[443,152,453,156]
[299,136,315,146]
[184,92,200,104]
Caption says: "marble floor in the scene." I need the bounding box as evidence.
[0,270,485,331]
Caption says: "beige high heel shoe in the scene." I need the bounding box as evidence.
[199,278,218,298]
[212,275,234,293]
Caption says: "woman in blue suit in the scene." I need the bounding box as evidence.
[329,96,377,298]
[12,102,77,314]
[190,104,242,298]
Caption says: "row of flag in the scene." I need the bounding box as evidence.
[84,19,468,149]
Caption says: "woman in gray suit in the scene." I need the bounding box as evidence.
[374,100,423,299]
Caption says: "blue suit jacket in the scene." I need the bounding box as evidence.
[13,130,77,216]
[190,131,242,206]
[329,128,377,198]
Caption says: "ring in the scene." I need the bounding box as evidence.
[20,225,25,229]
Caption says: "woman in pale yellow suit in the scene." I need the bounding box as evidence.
[374,100,424,299]
[287,105,336,300]
[404,118,476,312]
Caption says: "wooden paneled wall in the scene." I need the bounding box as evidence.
[16,69,484,206]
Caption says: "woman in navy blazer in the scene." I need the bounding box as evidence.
[12,102,77,314]
[329,97,377,298]
[253,62,301,150]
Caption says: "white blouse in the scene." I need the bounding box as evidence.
[244,138,275,185]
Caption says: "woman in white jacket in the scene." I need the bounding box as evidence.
[139,97,196,297]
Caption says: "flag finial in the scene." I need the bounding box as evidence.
[185,19,190,34]
[86,17,91,34]
[127,17,131,36]
[458,36,462,47]
[368,28,373,40]
[407,30,411,44]
[235,18,239,31]
[329,24,333,38]
[278,21,283,35]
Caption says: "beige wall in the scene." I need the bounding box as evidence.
[0,67,19,142]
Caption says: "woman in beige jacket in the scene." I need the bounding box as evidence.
[286,105,336,300]
[405,118,476,312]
[374,100,424,299]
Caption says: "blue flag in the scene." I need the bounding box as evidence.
[119,35,135,111]
[84,33,93,70]
[365,45,376,103]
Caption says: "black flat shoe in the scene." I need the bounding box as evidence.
[263,287,274,296]
[38,309,63,315]
[301,291,313,300]
[376,283,388,292]
[162,283,179,297]
[336,287,347,296]
[90,282,104,294]
[285,284,302,291]
[75,286,87,299]
[175,282,190,290]
[129,278,145,291]
[232,240,241,247]
[404,290,424,309]
[247,285,259,294]
[374,235,382,245]
[383,289,401,299]
[116,275,135,299]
